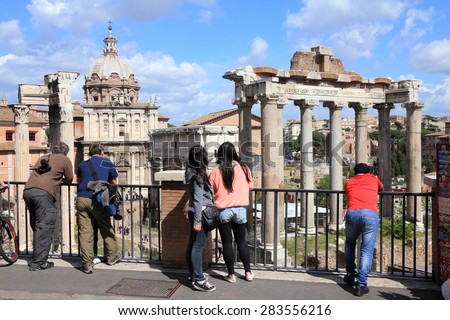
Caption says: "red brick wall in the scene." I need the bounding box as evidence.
[160,181,212,269]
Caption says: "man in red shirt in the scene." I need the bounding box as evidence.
[343,163,383,297]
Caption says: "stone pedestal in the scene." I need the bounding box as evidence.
[156,171,212,269]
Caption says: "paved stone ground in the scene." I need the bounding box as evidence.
[0,257,443,300]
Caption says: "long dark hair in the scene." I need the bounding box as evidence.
[188,144,209,184]
[216,142,251,192]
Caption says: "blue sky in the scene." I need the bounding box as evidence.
[1,0,450,126]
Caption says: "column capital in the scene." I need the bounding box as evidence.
[233,96,255,107]
[323,101,345,110]
[294,99,319,109]
[401,102,424,110]
[348,102,371,113]
[9,104,30,124]
[255,93,288,107]
[373,103,394,111]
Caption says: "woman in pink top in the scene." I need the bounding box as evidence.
[209,142,254,283]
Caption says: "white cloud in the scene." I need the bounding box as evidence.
[186,0,216,5]
[0,20,27,53]
[26,0,215,32]
[330,23,393,60]
[115,0,180,21]
[0,54,18,67]
[26,0,111,31]
[420,77,450,116]
[126,50,232,124]
[236,37,269,65]
[401,8,434,40]
[198,9,213,24]
[285,0,407,60]
[410,40,450,74]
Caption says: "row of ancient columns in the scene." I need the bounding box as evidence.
[236,96,423,255]
[11,71,78,252]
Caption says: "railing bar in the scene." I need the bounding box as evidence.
[294,191,299,268]
[284,192,288,268]
[413,195,417,277]
[335,191,340,271]
[402,193,406,276]
[324,193,329,271]
[304,190,308,270]
[424,195,429,278]
[273,190,278,269]
[263,191,267,267]
[378,193,384,275]
[314,191,319,271]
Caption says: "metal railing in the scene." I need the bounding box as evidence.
[1,182,434,280]
[210,188,434,280]
[1,182,162,262]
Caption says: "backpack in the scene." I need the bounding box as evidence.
[86,159,123,220]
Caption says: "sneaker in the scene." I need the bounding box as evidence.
[355,285,370,297]
[245,272,254,282]
[106,251,122,266]
[80,264,93,274]
[223,274,237,283]
[343,273,355,286]
[193,280,216,292]
[189,273,208,284]
[29,261,55,271]
[92,257,102,265]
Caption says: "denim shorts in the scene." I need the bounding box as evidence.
[219,207,247,224]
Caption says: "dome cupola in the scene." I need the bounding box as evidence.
[83,24,140,105]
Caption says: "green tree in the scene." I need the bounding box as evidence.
[312,131,326,156]
[422,115,438,131]
[315,175,330,207]
[422,158,434,173]
[393,121,403,130]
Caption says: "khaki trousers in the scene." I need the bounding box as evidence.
[76,197,118,267]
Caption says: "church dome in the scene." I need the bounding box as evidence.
[87,26,134,79]
[83,25,140,105]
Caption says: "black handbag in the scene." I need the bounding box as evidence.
[202,206,221,231]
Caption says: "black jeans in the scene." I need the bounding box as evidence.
[23,188,57,268]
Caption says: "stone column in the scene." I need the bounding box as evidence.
[10,104,30,249]
[235,98,255,234]
[295,99,317,232]
[131,152,136,184]
[47,71,79,253]
[235,98,254,168]
[139,153,146,185]
[374,103,394,218]
[349,102,370,164]
[404,102,424,223]
[48,105,62,147]
[257,93,286,262]
[324,101,344,229]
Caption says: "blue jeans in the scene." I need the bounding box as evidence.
[219,206,247,224]
[186,211,208,282]
[345,209,379,287]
